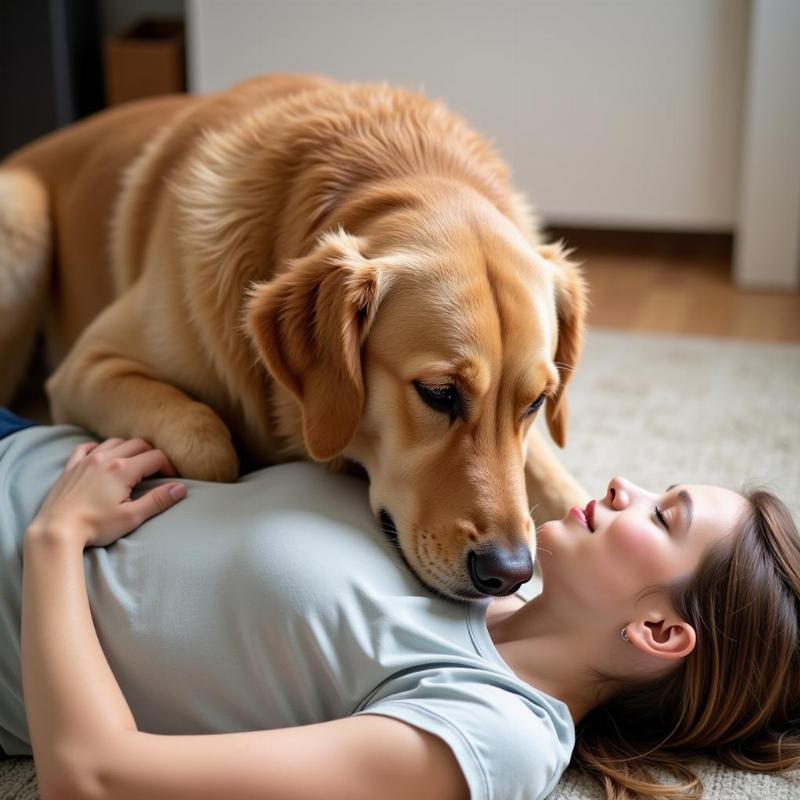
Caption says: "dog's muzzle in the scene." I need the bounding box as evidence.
[379,509,399,545]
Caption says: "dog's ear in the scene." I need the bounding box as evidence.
[245,228,387,461]
[538,242,588,448]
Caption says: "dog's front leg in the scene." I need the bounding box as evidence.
[524,427,589,523]
[47,320,240,482]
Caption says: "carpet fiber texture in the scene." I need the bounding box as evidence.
[3,329,799,798]
[557,330,799,519]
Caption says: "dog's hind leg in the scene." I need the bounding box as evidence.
[0,168,51,406]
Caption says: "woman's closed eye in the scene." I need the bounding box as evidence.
[653,505,670,532]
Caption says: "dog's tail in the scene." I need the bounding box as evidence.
[0,167,51,406]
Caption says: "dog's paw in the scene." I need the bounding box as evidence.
[157,404,240,482]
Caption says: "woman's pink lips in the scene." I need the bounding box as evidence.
[585,499,596,532]
[571,506,589,528]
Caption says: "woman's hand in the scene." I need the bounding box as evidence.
[27,438,187,548]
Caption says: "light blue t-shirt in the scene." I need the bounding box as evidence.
[0,425,574,800]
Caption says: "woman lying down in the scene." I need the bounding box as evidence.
[1,410,798,800]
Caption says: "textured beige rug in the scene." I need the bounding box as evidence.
[2,329,799,798]
[556,329,799,520]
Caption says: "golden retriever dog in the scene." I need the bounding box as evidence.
[0,73,588,600]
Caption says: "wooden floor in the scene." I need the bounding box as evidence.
[547,228,800,342]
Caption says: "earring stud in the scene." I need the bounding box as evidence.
[621,627,631,644]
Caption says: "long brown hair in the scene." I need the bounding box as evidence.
[573,489,800,799]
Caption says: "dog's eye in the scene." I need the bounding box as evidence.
[414,381,462,423]
[524,393,546,417]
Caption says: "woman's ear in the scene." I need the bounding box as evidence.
[537,242,588,448]
[627,617,697,662]
[245,228,388,461]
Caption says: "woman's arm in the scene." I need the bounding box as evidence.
[22,438,186,796]
[57,716,468,800]
[22,440,468,800]
[22,530,135,794]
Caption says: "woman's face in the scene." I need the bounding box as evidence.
[537,477,749,618]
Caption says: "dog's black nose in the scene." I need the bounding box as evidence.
[468,545,533,596]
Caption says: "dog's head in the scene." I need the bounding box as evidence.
[246,206,586,601]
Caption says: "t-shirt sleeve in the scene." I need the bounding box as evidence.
[353,672,573,800]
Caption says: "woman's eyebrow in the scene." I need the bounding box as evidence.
[678,489,694,533]
[666,485,694,533]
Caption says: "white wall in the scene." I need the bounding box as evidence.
[187,0,747,231]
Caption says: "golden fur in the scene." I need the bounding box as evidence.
[1,74,588,600]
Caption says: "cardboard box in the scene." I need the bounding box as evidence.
[104,18,185,106]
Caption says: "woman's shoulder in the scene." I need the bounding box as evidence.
[356,670,575,800]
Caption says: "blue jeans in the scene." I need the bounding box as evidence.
[0,408,37,440]
[0,406,36,761]
[1,407,37,758]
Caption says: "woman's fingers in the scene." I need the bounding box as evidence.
[65,441,100,470]
[126,483,186,528]
[84,439,179,479]
[102,438,157,461]
[123,447,179,483]
[91,437,127,454]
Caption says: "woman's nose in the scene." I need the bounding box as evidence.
[606,476,633,510]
